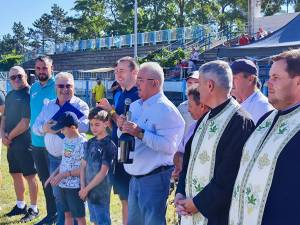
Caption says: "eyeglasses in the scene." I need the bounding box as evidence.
[56,84,73,89]
[137,77,155,83]
[9,74,23,80]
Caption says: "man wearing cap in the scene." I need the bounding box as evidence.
[173,72,201,178]
[231,59,273,124]
[228,49,300,225]
[92,78,105,106]
[33,72,89,225]
[175,60,255,225]
[177,71,200,134]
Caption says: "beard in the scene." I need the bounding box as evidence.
[37,74,50,82]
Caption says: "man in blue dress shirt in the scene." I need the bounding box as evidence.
[120,62,185,225]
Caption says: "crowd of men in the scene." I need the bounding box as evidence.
[0,48,300,225]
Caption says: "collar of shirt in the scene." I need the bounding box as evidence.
[241,90,259,107]
[279,102,300,115]
[138,91,163,108]
[208,97,232,119]
[55,96,77,106]
[38,76,55,89]
[123,86,138,93]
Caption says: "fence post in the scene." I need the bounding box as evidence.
[181,79,186,101]
[85,80,90,106]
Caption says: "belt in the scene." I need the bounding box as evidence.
[133,165,173,179]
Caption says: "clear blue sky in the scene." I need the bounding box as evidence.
[0,0,74,37]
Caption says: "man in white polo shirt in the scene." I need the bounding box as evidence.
[231,59,273,124]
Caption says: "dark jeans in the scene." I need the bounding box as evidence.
[48,153,64,225]
[31,146,56,216]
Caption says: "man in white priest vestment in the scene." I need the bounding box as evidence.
[229,49,300,225]
[175,60,255,225]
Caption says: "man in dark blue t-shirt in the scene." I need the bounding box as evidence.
[98,56,139,225]
[2,66,39,223]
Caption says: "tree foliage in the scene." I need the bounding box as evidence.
[68,0,107,39]
[0,51,23,71]
[12,22,27,54]
[139,47,186,67]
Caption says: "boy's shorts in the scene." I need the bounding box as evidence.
[88,200,111,225]
[60,188,85,218]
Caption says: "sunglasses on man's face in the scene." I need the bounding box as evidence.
[10,74,23,81]
[56,84,73,89]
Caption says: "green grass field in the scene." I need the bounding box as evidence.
[0,147,178,225]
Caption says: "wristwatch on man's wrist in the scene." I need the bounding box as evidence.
[109,108,116,116]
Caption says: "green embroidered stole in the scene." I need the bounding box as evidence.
[181,99,240,225]
[229,106,300,225]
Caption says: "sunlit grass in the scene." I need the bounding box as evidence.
[0,146,178,225]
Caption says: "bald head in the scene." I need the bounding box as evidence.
[9,66,28,90]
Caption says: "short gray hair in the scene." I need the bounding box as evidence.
[139,62,164,89]
[9,66,27,78]
[55,72,74,84]
[199,60,232,93]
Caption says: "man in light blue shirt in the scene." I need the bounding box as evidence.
[231,59,274,124]
[33,72,89,225]
[120,62,185,225]
[30,56,57,225]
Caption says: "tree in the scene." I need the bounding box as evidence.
[0,34,15,55]
[28,13,53,51]
[71,0,107,39]
[261,0,285,16]
[0,51,23,71]
[12,22,27,54]
[295,1,300,11]
[50,4,69,44]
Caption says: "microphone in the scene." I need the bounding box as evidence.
[124,98,132,120]
[119,97,134,164]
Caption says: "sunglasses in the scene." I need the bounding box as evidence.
[10,74,23,80]
[56,84,73,89]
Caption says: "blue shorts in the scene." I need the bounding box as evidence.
[87,200,111,225]
[60,188,85,218]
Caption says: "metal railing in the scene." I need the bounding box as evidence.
[23,25,208,62]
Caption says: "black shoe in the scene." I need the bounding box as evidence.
[5,204,27,217]
[20,208,39,223]
[34,213,57,225]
